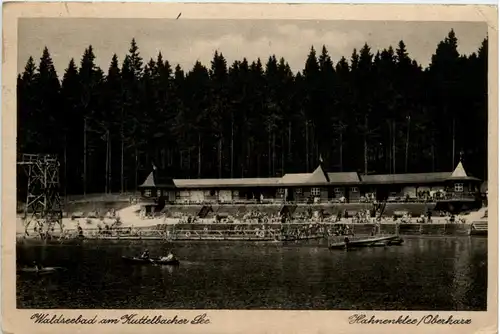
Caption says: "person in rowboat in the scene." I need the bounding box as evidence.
[32,261,45,272]
[140,249,150,259]
[160,251,176,262]
[33,261,40,272]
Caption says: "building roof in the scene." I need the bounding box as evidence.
[140,171,156,187]
[450,161,467,178]
[138,168,176,188]
[360,172,451,184]
[139,162,481,190]
[327,172,361,184]
[309,165,330,183]
[447,161,481,181]
[281,173,312,184]
[173,177,282,189]
[279,165,331,186]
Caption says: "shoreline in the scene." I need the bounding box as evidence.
[16,221,487,242]
[16,202,488,241]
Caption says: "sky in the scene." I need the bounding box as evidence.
[18,18,487,76]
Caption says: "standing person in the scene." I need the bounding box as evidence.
[344,236,350,250]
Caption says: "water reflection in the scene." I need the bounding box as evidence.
[159,265,176,275]
[16,237,487,310]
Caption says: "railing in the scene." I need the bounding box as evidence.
[52,224,328,241]
[56,193,476,207]
[138,198,439,205]
[66,192,139,203]
[17,153,59,164]
[18,219,475,242]
[62,192,478,206]
[441,192,477,200]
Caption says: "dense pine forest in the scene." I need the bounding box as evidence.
[17,29,488,195]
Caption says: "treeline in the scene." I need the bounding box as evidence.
[17,29,488,195]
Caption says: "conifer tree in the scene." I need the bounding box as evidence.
[209,51,229,177]
[78,45,104,194]
[121,39,144,190]
[60,58,80,193]
[102,54,122,192]
[17,56,38,154]
[35,47,61,153]
[303,46,321,171]
[16,30,489,195]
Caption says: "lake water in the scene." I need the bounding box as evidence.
[16,236,487,310]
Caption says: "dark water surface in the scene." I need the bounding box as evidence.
[17,237,487,310]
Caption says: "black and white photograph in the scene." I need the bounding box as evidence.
[5,3,496,324]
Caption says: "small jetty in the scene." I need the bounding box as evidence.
[328,235,404,250]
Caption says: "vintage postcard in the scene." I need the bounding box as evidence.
[2,2,498,334]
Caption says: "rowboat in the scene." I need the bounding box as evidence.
[17,266,66,275]
[121,256,180,266]
[154,258,180,265]
[328,235,404,250]
[370,238,404,247]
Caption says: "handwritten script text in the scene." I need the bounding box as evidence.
[30,313,211,325]
[349,314,471,326]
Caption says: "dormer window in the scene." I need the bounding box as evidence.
[311,188,321,196]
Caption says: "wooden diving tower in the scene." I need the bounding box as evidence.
[17,153,63,238]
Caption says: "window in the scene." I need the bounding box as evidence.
[295,188,303,195]
[454,183,464,192]
[350,187,359,193]
[277,188,285,194]
[311,188,321,196]
[334,187,343,194]
[144,189,151,197]
[157,189,162,197]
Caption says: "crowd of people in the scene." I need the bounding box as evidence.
[163,205,471,226]
[51,202,472,240]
